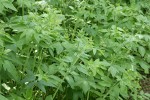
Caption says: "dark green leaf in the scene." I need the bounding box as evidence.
[3,60,19,80]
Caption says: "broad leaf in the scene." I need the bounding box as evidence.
[3,60,19,80]
[45,95,53,100]
[108,66,118,77]
[138,46,145,57]
[37,82,46,93]
[81,81,90,94]
[2,1,17,11]
[139,61,150,74]
[53,42,64,54]
[0,94,8,100]
[65,75,75,88]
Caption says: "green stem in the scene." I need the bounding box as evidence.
[0,72,1,92]
[103,82,119,99]
[24,47,34,70]
[22,0,24,20]
[87,91,90,100]
[52,77,65,99]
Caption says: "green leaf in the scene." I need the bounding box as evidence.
[53,42,64,54]
[100,60,111,67]
[50,75,63,83]
[120,85,128,98]
[11,23,27,32]
[0,39,3,46]
[93,48,97,55]
[37,82,46,93]
[108,66,118,77]
[0,94,8,100]
[62,41,73,49]
[9,93,25,100]
[0,3,5,14]
[138,46,145,57]
[98,81,111,87]
[81,81,90,94]
[139,61,150,74]
[15,39,25,49]
[17,0,33,8]
[110,85,120,99]
[3,60,19,80]
[146,54,150,63]
[45,95,53,100]
[88,81,97,89]
[39,80,55,87]
[23,29,35,42]
[2,1,17,11]
[63,56,73,62]
[65,75,75,88]
[48,64,58,74]
[21,75,36,83]
[24,89,33,99]
[77,65,89,75]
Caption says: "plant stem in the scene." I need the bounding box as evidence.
[103,82,119,99]
[22,0,24,20]
[52,77,65,99]
[87,91,90,100]
[0,73,1,92]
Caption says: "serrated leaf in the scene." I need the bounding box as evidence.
[65,75,75,88]
[77,65,89,75]
[2,1,17,11]
[97,69,104,76]
[138,46,145,57]
[63,56,73,62]
[108,66,118,77]
[89,81,97,89]
[100,60,111,67]
[3,60,19,80]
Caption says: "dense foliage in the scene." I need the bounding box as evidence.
[0,0,150,100]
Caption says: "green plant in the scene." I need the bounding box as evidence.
[0,0,150,100]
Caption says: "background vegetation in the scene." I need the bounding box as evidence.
[0,0,150,100]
